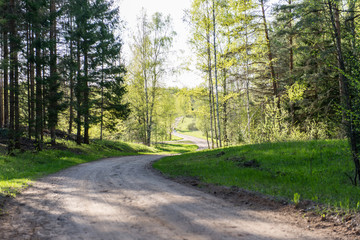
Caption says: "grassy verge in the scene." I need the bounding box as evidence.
[0,139,197,197]
[175,117,206,140]
[155,143,198,154]
[176,129,207,139]
[169,135,183,141]
[153,139,360,211]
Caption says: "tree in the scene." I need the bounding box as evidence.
[100,65,130,135]
[324,0,360,184]
[66,0,125,144]
[212,0,221,147]
[48,0,62,145]
[127,10,175,146]
[8,0,20,152]
[260,0,278,106]
[1,0,9,129]
[189,0,216,148]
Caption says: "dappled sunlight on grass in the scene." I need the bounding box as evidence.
[154,139,360,210]
[154,143,198,154]
[0,140,156,197]
[175,116,207,140]
[176,130,207,140]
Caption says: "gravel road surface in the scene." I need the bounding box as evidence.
[0,153,341,240]
[173,131,209,150]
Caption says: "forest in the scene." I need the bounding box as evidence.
[0,1,360,179]
[0,0,129,152]
[2,0,360,238]
[124,0,360,184]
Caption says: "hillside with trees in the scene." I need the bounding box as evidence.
[0,0,359,179]
[0,0,129,152]
[1,0,360,238]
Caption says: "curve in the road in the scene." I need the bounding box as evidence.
[0,154,338,240]
[173,131,209,150]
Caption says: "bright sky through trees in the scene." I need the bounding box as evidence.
[118,0,202,88]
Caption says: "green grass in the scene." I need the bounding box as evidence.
[169,135,183,141]
[0,139,196,198]
[176,117,206,140]
[154,143,198,154]
[153,139,360,210]
[176,129,207,139]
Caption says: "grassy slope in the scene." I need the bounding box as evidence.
[0,139,196,197]
[155,143,198,153]
[153,139,360,210]
[175,117,207,140]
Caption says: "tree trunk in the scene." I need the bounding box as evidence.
[144,48,150,146]
[8,0,16,152]
[245,7,251,139]
[207,31,214,149]
[41,49,46,141]
[26,24,30,138]
[289,0,295,126]
[327,0,360,184]
[68,16,74,136]
[212,78,218,148]
[206,129,210,149]
[0,34,3,128]
[222,69,228,146]
[3,29,8,128]
[35,29,43,150]
[49,0,58,145]
[0,68,3,128]
[76,39,82,145]
[100,61,104,140]
[26,23,33,140]
[260,0,278,103]
[212,0,221,147]
[144,71,150,146]
[83,51,89,144]
[30,29,35,141]
[0,26,3,128]
[14,31,19,149]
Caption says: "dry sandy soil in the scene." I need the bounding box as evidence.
[0,132,359,239]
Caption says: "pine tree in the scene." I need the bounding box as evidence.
[48,0,62,145]
[67,0,127,144]
[8,0,20,151]
[1,1,9,129]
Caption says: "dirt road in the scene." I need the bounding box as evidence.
[0,153,347,240]
[173,131,209,150]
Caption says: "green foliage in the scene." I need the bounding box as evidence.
[286,81,306,102]
[183,0,349,148]
[249,98,338,143]
[124,11,176,145]
[293,193,301,206]
[154,139,360,210]
[176,116,207,139]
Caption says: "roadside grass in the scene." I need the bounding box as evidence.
[176,117,206,140]
[170,135,183,141]
[0,139,196,198]
[155,143,198,154]
[176,129,207,140]
[153,139,360,211]
[176,116,194,131]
